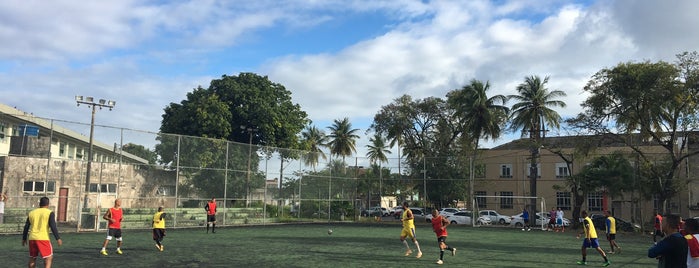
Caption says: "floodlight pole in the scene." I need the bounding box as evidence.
[75,96,115,207]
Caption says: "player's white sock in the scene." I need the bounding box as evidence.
[402,240,410,249]
[414,241,421,252]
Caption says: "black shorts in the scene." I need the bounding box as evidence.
[606,234,616,241]
[437,236,447,244]
[152,228,166,241]
[107,228,122,238]
[207,215,216,222]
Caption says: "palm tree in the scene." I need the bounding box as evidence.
[448,79,509,223]
[507,75,567,213]
[366,133,392,198]
[300,125,328,171]
[326,118,360,169]
[366,133,391,165]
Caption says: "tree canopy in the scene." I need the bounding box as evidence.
[568,52,699,211]
[155,72,309,198]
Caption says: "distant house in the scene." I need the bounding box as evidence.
[0,103,176,226]
[473,134,699,223]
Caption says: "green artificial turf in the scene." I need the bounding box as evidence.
[0,223,660,267]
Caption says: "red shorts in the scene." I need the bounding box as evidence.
[28,240,53,258]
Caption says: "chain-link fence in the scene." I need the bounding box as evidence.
[0,115,419,234]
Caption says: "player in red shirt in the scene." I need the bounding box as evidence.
[430,209,456,265]
[205,198,217,233]
[654,212,664,243]
[100,199,124,255]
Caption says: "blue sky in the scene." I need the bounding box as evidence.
[2,0,699,161]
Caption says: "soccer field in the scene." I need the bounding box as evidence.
[0,223,659,267]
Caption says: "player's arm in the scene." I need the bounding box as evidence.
[21,217,30,245]
[160,213,166,221]
[48,212,62,246]
[441,216,450,228]
[406,209,414,220]
[103,208,113,222]
[204,203,210,212]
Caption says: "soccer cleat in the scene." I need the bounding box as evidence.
[576,261,587,265]
[436,260,443,265]
[603,261,611,267]
[159,245,164,252]
[155,244,161,251]
[404,249,412,256]
[451,248,456,256]
[116,248,123,255]
[522,228,525,231]
[416,251,422,259]
[100,249,108,256]
[608,251,615,255]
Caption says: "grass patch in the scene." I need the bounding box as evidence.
[0,223,659,267]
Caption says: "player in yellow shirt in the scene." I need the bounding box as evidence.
[604,210,622,254]
[399,202,422,258]
[577,210,610,266]
[152,206,166,251]
[21,197,63,268]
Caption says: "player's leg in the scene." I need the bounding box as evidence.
[28,240,39,268]
[400,230,412,256]
[115,229,123,254]
[44,255,54,268]
[410,228,422,258]
[101,229,112,255]
[592,239,610,265]
[28,257,37,268]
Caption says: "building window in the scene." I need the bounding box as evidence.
[555,163,570,178]
[500,191,513,209]
[500,164,512,178]
[0,122,6,141]
[59,143,66,157]
[556,192,571,210]
[89,183,117,193]
[475,191,487,208]
[587,192,603,211]
[475,164,486,178]
[525,163,541,178]
[23,181,56,193]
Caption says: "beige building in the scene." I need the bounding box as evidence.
[0,103,176,226]
[473,135,699,224]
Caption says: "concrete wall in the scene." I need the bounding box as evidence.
[0,155,177,223]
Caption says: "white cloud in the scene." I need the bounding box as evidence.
[3,0,699,158]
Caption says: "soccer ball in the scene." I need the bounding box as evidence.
[327,229,333,235]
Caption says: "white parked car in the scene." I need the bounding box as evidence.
[447,211,492,225]
[478,210,511,225]
[509,212,546,228]
[438,208,460,217]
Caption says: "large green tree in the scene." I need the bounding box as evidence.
[121,142,158,165]
[370,95,467,206]
[508,75,567,212]
[156,72,309,198]
[568,53,699,212]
